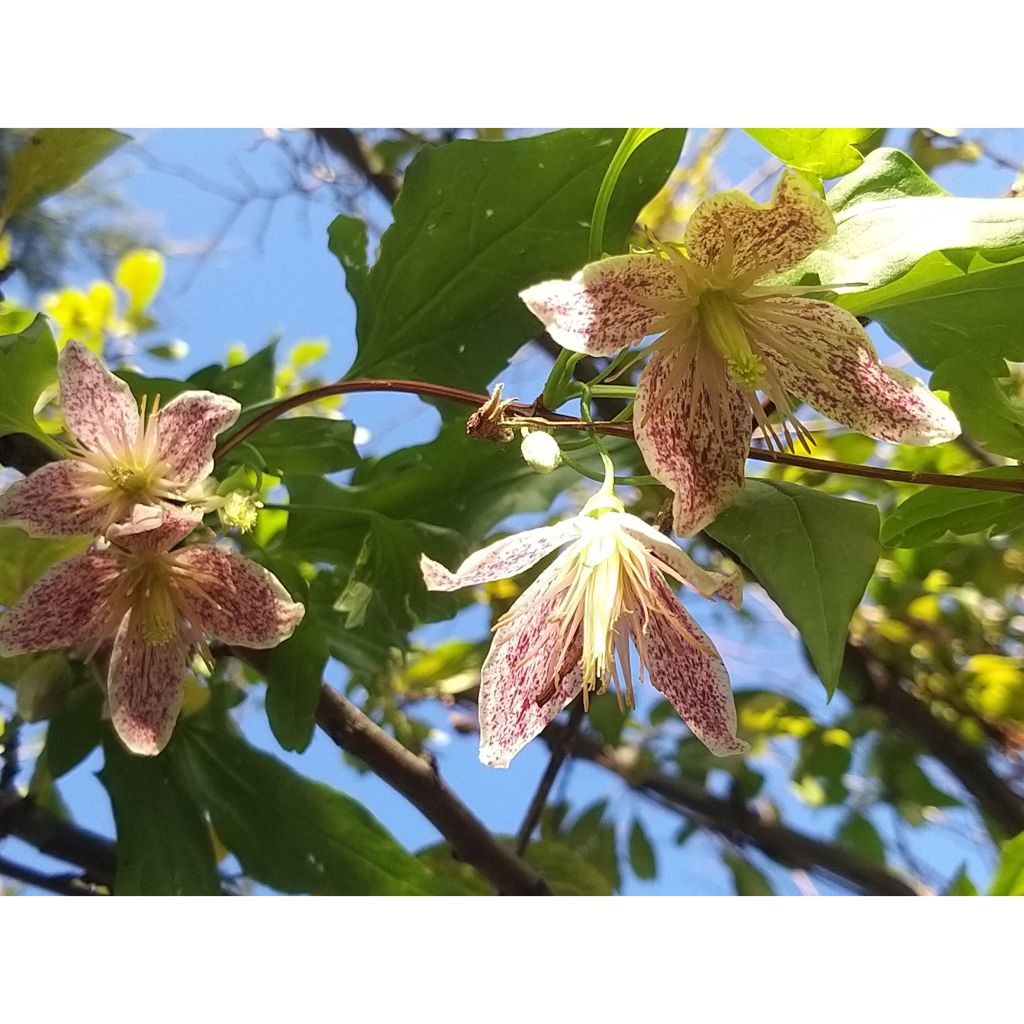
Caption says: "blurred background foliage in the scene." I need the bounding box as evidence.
[1,127,1022,897]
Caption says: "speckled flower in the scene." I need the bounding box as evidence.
[0,511,304,755]
[521,173,960,535]
[0,341,240,538]
[422,492,746,768]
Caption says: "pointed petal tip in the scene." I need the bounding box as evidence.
[420,553,455,591]
[478,744,512,769]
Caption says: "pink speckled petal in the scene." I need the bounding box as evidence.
[520,253,678,357]
[421,520,578,592]
[750,298,961,444]
[685,173,834,277]
[156,391,241,485]
[0,461,110,537]
[644,574,747,756]
[478,562,582,768]
[613,512,743,609]
[58,341,140,450]
[108,506,202,554]
[634,348,751,536]
[108,612,189,755]
[173,545,304,648]
[0,552,121,655]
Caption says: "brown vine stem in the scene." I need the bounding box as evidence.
[214,378,1024,496]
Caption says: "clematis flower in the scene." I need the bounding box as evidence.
[421,492,747,768]
[521,173,961,535]
[0,510,304,755]
[0,341,240,537]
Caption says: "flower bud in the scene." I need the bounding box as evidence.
[520,430,561,473]
[218,490,263,533]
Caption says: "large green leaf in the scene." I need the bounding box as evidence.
[746,128,875,178]
[708,480,880,692]
[263,614,328,753]
[0,315,61,448]
[174,723,441,895]
[988,831,1024,895]
[930,357,1024,457]
[223,417,360,475]
[1,129,130,222]
[842,251,1024,369]
[100,738,221,896]
[0,526,85,605]
[336,128,685,390]
[789,148,1024,299]
[881,468,1024,547]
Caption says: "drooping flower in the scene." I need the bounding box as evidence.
[521,173,961,535]
[421,492,747,768]
[0,341,240,537]
[0,510,304,754]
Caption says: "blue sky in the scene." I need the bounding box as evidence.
[4,128,1021,895]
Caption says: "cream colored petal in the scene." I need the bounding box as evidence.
[478,561,582,768]
[685,173,834,277]
[613,512,743,609]
[421,521,578,592]
[520,253,678,356]
[634,348,751,536]
[750,297,961,444]
[58,341,140,451]
[643,574,747,756]
[0,461,109,537]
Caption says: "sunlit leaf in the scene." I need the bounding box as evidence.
[747,128,876,178]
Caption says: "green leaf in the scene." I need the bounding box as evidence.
[708,480,880,692]
[226,417,359,475]
[100,738,221,896]
[190,341,277,408]
[174,723,440,894]
[43,682,104,778]
[336,128,684,391]
[789,148,1024,300]
[836,813,886,865]
[0,527,86,606]
[946,865,978,896]
[724,852,775,895]
[523,839,614,896]
[840,251,1024,370]
[881,468,1024,547]
[930,357,1024,458]
[628,818,657,880]
[988,831,1024,895]
[1,129,130,222]
[263,615,328,753]
[326,214,370,310]
[746,128,876,178]
[0,314,61,448]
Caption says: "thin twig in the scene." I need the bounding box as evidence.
[212,376,1024,496]
[515,700,585,856]
[314,684,551,896]
[0,854,105,896]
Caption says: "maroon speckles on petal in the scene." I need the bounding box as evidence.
[173,545,304,648]
[644,574,747,756]
[0,552,121,655]
[58,341,140,450]
[753,298,960,444]
[421,521,577,592]
[634,349,750,536]
[0,461,109,537]
[157,391,241,485]
[108,613,189,756]
[521,253,678,357]
[478,564,582,768]
[685,173,835,276]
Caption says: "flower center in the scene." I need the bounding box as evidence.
[699,289,765,388]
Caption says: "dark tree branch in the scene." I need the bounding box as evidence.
[315,685,551,896]
[0,792,116,888]
[844,644,1024,838]
[515,700,584,855]
[0,854,104,895]
[312,128,401,204]
[544,722,926,897]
